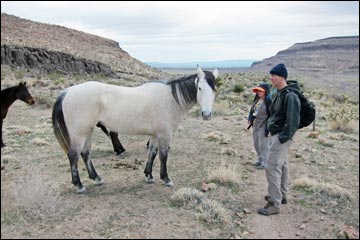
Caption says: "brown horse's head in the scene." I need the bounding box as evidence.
[18,82,35,105]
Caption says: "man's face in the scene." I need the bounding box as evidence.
[270,74,283,89]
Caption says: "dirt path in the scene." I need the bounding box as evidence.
[247,168,293,238]
[245,164,347,239]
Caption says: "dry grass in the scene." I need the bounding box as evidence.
[293,176,354,202]
[328,120,358,133]
[170,187,231,224]
[197,198,231,224]
[6,165,63,224]
[207,162,241,187]
[171,187,204,206]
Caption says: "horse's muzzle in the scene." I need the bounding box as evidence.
[27,98,35,105]
[202,111,212,121]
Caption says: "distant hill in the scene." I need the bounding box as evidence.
[1,12,167,79]
[251,36,359,72]
[146,59,256,68]
[250,36,359,97]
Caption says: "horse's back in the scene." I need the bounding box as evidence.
[61,81,175,136]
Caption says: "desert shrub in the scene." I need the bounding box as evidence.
[208,163,240,187]
[35,94,55,109]
[48,71,64,81]
[233,84,244,93]
[197,198,231,224]
[333,93,350,104]
[1,68,7,81]
[9,166,63,223]
[215,77,224,89]
[327,102,359,133]
[170,188,230,224]
[171,187,204,206]
[14,69,25,80]
[226,95,243,108]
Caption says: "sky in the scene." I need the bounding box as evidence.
[1,1,359,63]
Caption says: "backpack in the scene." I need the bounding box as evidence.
[281,89,316,129]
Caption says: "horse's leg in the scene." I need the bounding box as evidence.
[81,129,103,185]
[158,137,173,187]
[96,122,110,136]
[144,136,158,183]
[67,149,85,193]
[109,131,126,155]
[96,123,125,155]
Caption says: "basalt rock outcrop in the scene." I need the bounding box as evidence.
[1,44,114,76]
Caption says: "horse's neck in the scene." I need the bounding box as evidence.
[1,87,19,108]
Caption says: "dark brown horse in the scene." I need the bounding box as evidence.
[1,82,35,148]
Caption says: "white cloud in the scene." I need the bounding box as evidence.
[1,1,358,62]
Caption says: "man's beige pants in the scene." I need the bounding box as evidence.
[265,133,292,208]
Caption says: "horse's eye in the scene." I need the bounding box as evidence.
[198,87,202,91]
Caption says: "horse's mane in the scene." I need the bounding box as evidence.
[1,85,18,94]
[165,71,216,107]
[166,74,197,106]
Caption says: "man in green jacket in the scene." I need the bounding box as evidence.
[258,63,301,216]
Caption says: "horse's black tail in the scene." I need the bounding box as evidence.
[52,91,70,153]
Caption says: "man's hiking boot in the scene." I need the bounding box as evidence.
[257,201,280,216]
[264,195,287,204]
[256,164,266,170]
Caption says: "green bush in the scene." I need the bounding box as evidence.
[327,102,359,133]
[215,77,224,89]
[233,84,244,93]
[14,70,25,80]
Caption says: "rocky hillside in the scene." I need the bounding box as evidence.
[1,13,167,79]
[251,36,359,72]
[250,36,359,96]
[1,44,115,77]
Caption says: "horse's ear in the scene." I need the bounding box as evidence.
[197,65,205,80]
[213,68,219,79]
[23,81,27,86]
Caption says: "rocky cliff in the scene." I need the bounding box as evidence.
[1,44,114,76]
[250,36,359,96]
[1,12,166,79]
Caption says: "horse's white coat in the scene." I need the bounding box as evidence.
[62,67,217,152]
[63,81,185,149]
[57,67,217,189]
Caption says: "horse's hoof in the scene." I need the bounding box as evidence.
[145,177,155,184]
[95,177,104,185]
[164,181,174,187]
[115,149,125,155]
[76,186,86,193]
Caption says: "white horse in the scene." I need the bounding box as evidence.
[52,66,218,193]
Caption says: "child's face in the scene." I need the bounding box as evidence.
[257,91,266,99]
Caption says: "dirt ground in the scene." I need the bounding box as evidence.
[1,77,359,239]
